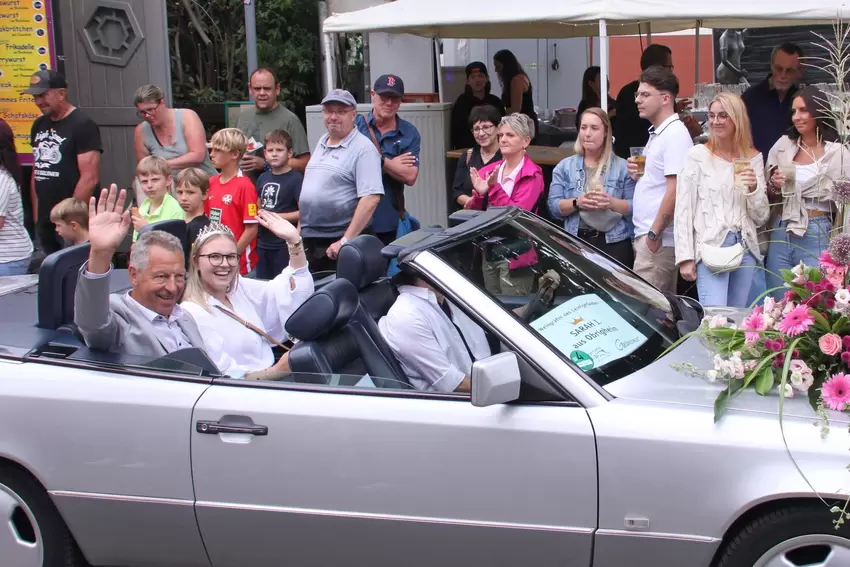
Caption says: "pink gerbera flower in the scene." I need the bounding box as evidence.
[740,310,766,345]
[776,305,815,336]
[822,372,850,411]
[820,250,841,271]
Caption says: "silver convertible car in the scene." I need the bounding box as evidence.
[2,207,850,567]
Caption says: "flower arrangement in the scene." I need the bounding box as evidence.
[704,240,850,422]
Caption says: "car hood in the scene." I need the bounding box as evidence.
[606,323,850,424]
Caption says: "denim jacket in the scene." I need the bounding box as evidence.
[547,154,635,243]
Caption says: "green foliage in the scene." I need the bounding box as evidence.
[167,0,319,111]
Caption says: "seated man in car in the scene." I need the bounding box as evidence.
[379,269,492,393]
[74,184,206,356]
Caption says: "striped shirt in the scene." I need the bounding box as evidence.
[0,168,33,263]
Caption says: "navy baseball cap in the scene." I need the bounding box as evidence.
[321,89,357,107]
[22,69,67,95]
[374,74,404,97]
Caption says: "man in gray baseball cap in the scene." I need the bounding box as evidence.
[24,69,102,255]
[298,89,383,272]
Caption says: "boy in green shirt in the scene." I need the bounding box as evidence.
[131,156,185,241]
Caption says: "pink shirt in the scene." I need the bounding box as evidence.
[498,158,525,198]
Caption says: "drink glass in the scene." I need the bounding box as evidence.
[779,165,796,197]
[630,147,646,177]
[733,158,750,187]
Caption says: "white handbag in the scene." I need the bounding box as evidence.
[700,240,744,273]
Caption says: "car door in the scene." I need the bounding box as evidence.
[191,265,599,567]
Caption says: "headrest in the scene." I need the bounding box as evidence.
[336,235,387,290]
[285,278,360,341]
[140,219,188,245]
[38,242,91,329]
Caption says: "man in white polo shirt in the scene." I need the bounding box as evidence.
[628,65,693,294]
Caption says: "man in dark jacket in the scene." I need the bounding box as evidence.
[450,62,505,149]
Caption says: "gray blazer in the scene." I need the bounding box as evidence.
[74,266,206,357]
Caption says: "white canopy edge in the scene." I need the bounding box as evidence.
[323,0,849,38]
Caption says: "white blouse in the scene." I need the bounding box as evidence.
[181,265,314,376]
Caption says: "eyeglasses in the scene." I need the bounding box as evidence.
[199,253,239,267]
[322,108,353,117]
[707,112,730,123]
[472,124,496,134]
[136,100,162,118]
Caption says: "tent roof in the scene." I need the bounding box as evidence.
[323,0,849,38]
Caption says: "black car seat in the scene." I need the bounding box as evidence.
[335,236,409,385]
[336,234,397,319]
[138,219,189,267]
[38,242,91,344]
[285,279,409,389]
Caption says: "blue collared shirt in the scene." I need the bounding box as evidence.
[355,112,421,233]
[742,76,797,157]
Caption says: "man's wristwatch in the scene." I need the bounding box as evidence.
[340,236,349,245]
[573,198,580,211]
[647,230,659,242]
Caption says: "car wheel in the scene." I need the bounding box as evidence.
[0,466,86,567]
[716,504,850,567]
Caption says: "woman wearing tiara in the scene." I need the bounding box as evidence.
[181,211,314,378]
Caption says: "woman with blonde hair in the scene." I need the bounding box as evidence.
[547,108,635,266]
[675,92,769,307]
[180,210,313,378]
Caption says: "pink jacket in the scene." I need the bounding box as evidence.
[467,156,542,271]
[466,155,544,213]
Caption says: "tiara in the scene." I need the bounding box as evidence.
[194,221,234,245]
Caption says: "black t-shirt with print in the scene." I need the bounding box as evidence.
[256,169,302,249]
[30,109,102,207]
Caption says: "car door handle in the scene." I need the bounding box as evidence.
[196,420,268,436]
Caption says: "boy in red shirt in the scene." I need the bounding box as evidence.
[207,128,259,275]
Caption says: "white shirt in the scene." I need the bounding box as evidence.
[378,285,490,393]
[181,265,314,376]
[0,168,33,263]
[632,114,694,247]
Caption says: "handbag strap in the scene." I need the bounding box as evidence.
[366,124,406,219]
[214,305,290,351]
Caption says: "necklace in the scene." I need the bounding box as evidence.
[155,110,175,145]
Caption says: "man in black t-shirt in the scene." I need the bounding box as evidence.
[24,70,102,254]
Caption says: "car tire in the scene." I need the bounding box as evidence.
[715,503,850,567]
[0,466,87,567]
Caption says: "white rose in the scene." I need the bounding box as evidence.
[790,372,804,387]
[836,289,850,305]
[708,315,728,329]
[782,383,795,399]
[706,370,718,382]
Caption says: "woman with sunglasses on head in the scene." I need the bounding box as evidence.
[133,84,216,176]
[181,211,314,378]
[451,105,503,211]
[675,92,768,307]
[764,86,850,297]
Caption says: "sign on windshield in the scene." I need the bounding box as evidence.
[531,293,647,371]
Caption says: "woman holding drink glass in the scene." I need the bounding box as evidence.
[764,86,849,297]
[674,93,768,307]
[548,108,635,267]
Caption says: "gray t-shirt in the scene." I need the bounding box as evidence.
[299,128,384,238]
[235,104,310,156]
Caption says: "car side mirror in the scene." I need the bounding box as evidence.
[471,351,521,407]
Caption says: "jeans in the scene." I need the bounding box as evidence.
[256,247,290,280]
[765,216,831,299]
[0,256,32,276]
[696,232,756,307]
[747,262,767,307]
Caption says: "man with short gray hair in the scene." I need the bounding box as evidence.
[74,185,205,356]
[299,89,383,273]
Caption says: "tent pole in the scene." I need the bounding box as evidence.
[600,19,609,112]
[694,21,701,89]
[324,32,335,93]
[647,21,652,46]
[434,38,444,102]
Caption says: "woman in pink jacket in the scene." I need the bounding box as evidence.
[466,113,543,295]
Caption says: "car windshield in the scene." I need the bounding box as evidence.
[431,212,683,388]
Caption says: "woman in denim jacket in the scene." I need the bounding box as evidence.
[548,108,635,267]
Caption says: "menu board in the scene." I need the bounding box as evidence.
[0,0,56,165]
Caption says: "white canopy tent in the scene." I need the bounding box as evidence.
[322,0,849,111]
